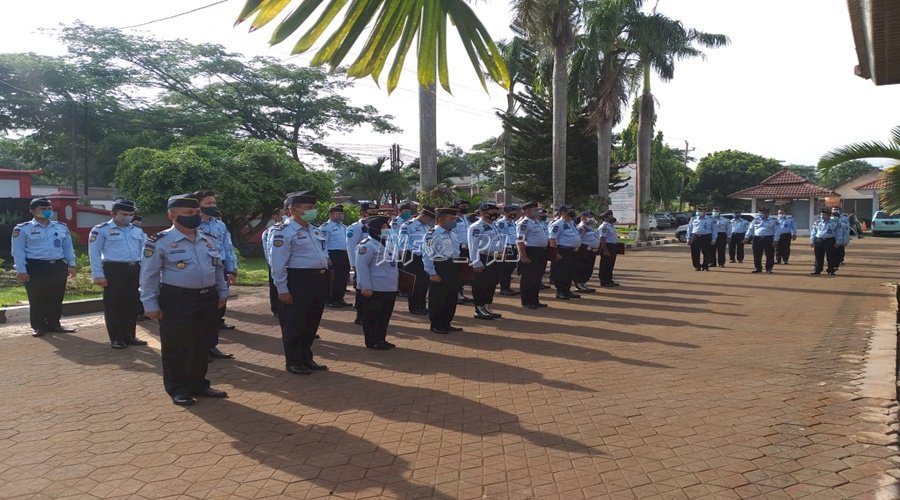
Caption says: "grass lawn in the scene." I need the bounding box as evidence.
[0,267,103,307]
[236,257,269,286]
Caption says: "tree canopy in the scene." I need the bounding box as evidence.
[688,150,783,210]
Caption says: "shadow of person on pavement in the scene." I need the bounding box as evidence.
[221,359,605,457]
[41,330,160,375]
[189,399,453,500]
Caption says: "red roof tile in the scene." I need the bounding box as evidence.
[853,175,893,191]
[729,169,836,199]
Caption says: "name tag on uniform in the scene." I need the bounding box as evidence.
[54,239,61,248]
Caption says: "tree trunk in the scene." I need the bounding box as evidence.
[636,68,655,242]
[596,118,613,211]
[502,91,515,204]
[418,84,438,191]
[551,43,568,209]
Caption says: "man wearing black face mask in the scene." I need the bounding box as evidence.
[468,201,504,320]
[139,194,230,406]
[548,205,582,300]
[194,191,238,360]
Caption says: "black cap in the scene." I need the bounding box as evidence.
[598,210,613,218]
[521,201,538,210]
[581,210,595,217]
[359,200,379,212]
[421,205,436,218]
[759,206,770,212]
[112,198,136,212]
[479,201,499,211]
[451,198,469,208]
[696,205,707,211]
[364,215,390,231]
[398,200,415,210]
[820,208,831,214]
[328,204,344,213]
[436,208,457,217]
[504,203,521,212]
[167,194,199,209]
[284,190,317,206]
[557,204,574,213]
[29,197,51,209]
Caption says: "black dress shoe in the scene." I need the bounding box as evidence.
[765,269,773,274]
[304,360,329,371]
[325,302,345,309]
[208,347,234,359]
[49,326,76,333]
[446,326,463,332]
[536,303,548,308]
[286,365,312,375]
[368,342,392,350]
[540,284,550,290]
[524,304,539,310]
[751,269,762,273]
[382,341,396,349]
[499,288,519,296]
[810,271,821,275]
[729,259,736,263]
[610,282,621,287]
[566,292,581,299]
[218,322,236,330]
[600,283,614,288]
[125,339,148,346]
[409,309,429,316]
[354,318,362,325]
[172,395,195,406]
[314,334,321,339]
[430,327,450,334]
[694,267,702,271]
[555,294,571,300]
[111,340,127,349]
[32,329,46,338]
[196,387,228,398]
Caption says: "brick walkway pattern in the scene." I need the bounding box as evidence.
[0,238,898,499]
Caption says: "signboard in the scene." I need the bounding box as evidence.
[609,163,637,224]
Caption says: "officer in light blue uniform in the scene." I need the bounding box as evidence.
[516,202,549,309]
[320,204,351,308]
[268,191,330,375]
[261,218,280,317]
[810,208,840,275]
[139,194,229,406]
[346,201,380,324]
[12,197,78,337]
[468,201,504,320]
[398,206,434,314]
[686,206,717,271]
[548,205,582,300]
[729,211,750,263]
[88,198,147,349]
[710,208,732,268]
[598,210,620,287]
[355,215,399,350]
[574,211,600,293]
[423,208,463,334]
[391,200,416,231]
[496,204,521,296]
[743,207,781,273]
[450,199,474,303]
[774,209,798,265]
[834,208,851,267]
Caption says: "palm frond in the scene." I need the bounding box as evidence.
[818,140,900,172]
[880,165,900,214]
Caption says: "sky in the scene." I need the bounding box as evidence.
[2,0,898,170]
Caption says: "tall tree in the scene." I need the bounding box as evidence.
[495,33,535,202]
[817,159,878,187]
[688,150,783,211]
[338,157,410,203]
[419,84,438,190]
[628,12,729,240]
[818,126,900,213]
[515,0,581,208]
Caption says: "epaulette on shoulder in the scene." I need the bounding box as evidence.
[147,229,169,243]
[93,221,110,229]
[14,221,29,228]
[201,230,217,239]
[53,220,68,227]
[273,222,287,231]
[360,237,370,244]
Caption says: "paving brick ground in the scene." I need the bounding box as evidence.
[0,238,899,499]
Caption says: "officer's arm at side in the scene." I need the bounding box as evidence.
[88,228,105,278]
[139,241,163,313]
[355,244,373,291]
[11,226,27,274]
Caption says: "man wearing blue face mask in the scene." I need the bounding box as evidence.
[89,198,147,349]
[743,206,782,273]
[685,205,717,271]
[12,197,78,337]
[398,206,435,315]
[391,200,416,231]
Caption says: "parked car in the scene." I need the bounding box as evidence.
[672,212,692,225]
[871,211,900,236]
[653,212,676,229]
[648,215,658,230]
[674,213,756,243]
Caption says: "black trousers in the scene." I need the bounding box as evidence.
[814,238,837,273]
[278,269,327,366]
[428,260,459,329]
[328,250,350,303]
[551,247,577,293]
[24,259,68,332]
[458,247,470,296]
[267,267,279,316]
[599,246,618,284]
[520,247,547,306]
[751,236,775,271]
[690,234,714,269]
[498,247,517,289]
[472,255,499,306]
[101,262,141,343]
[714,233,728,266]
[775,234,793,263]
[158,285,218,397]
[358,291,396,346]
[836,245,845,266]
[575,248,597,284]
[403,254,429,312]
[207,269,231,347]
[729,232,746,262]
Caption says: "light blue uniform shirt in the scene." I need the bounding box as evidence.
[811,218,839,242]
[578,222,600,249]
[548,218,581,248]
[199,218,237,273]
[712,217,732,238]
[319,220,348,251]
[686,215,717,239]
[88,220,146,277]
[452,215,470,249]
[346,220,366,267]
[776,216,797,237]
[517,217,549,248]
[139,227,229,312]
[11,219,76,273]
[261,225,274,265]
[495,216,518,248]
[731,217,750,235]
[398,218,430,255]
[468,219,504,269]
[838,216,851,245]
[268,220,329,294]
[423,226,460,276]
[354,237,399,292]
[599,221,618,245]
[745,217,781,238]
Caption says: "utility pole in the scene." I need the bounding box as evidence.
[389,143,404,206]
[680,140,695,211]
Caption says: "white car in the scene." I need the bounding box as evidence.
[871,211,900,236]
[648,215,658,230]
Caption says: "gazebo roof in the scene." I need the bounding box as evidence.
[729,169,836,199]
[854,175,893,191]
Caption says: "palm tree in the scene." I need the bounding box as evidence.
[819,126,900,213]
[570,0,641,210]
[628,12,728,241]
[236,0,509,93]
[515,0,581,209]
[419,83,438,190]
[341,157,410,203]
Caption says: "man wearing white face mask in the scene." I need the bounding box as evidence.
[89,198,147,349]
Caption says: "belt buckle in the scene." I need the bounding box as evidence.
[48,260,57,264]
[319,269,326,274]
[199,288,209,294]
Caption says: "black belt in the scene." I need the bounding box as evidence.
[103,261,140,267]
[26,259,66,264]
[287,268,328,274]
[161,284,216,294]
[557,245,577,251]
